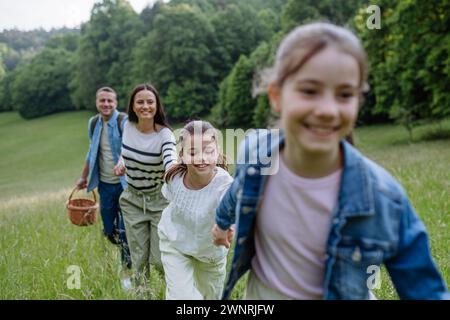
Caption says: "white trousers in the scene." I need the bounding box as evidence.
[160,239,227,300]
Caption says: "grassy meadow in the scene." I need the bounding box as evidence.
[0,111,448,299]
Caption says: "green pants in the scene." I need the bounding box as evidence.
[119,187,168,285]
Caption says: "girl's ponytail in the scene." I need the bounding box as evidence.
[164,162,187,183]
[217,153,228,171]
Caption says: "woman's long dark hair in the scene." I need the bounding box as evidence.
[164,120,228,182]
[126,83,170,130]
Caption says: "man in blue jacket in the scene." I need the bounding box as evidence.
[76,87,131,289]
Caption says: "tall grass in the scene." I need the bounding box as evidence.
[0,111,94,200]
[0,112,448,299]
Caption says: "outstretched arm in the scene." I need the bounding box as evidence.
[114,156,126,176]
[385,197,449,299]
[213,167,241,248]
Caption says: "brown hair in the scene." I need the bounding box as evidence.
[164,120,228,182]
[126,83,170,130]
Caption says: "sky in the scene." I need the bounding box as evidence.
[0,0,159,31]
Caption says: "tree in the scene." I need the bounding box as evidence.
[211,3,269,80]
[0,72,16,112]
[281,0,366,31]
[0,60,5,79]
[210,75,231,128]
[70,0,144,110]
[165,81,217,119]
[0,44,21,71]
[249,38,280,128]
[140,0,164,29]
[354,0,450,137]
[223,55,256,128]
[11,47,74,118]
[46,33,80,52]
[132,4,218,118]
[253,95,272,128]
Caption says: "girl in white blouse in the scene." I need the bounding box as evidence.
[158,120,234,300]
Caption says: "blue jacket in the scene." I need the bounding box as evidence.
[216,129,449,300]
[86,110,127,192]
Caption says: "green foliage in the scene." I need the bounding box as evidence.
[211,3,271,77]
[214,34,281,129]
[258,9,281,40]
[132,4,217,116]
[1,0,448,130]
[46,33,80,52]
[70,0,144,110]
[169,0,216,12]
[0,72,16,112]
[223,55,255,128]
[165,81,216,120]
[0,62,5,79]
[11,47,75,118]
[140,0,165,28]
[0,27,79,72]
[0,43,22,71]
[216,0,367,129]
[281,0,366,31]
[252,95,272,128]
[210,75,231,128]
[354,0,450,137]
[0,27,77,51]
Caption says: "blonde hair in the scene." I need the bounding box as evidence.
[254,22,369,96]
[96,86,117,98]
[164,120,228,182]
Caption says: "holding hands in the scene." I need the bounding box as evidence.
[212,224,235,249]
[114,159,126,176]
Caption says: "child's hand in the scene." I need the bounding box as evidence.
[114,162,125,176]
[212,224,233,249]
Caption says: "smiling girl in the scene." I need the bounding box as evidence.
[212,22,449,300]
[158,120,233,299]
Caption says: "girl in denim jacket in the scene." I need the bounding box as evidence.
[212,22,449,300]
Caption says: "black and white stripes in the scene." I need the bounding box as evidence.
[122,122,177,192]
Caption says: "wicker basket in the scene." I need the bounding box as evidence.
[66,187,98,226]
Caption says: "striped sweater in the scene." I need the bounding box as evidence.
[122,122,177,193]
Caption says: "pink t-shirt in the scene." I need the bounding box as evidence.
[251,155,342,299]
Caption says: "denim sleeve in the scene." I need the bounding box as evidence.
[385,197,449,299]
[121,116,128,136]
[215,166,241,231]
[85,117,93,162]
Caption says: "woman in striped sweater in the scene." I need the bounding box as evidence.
[114,83,176,291]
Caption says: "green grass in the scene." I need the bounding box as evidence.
[0,111,95,200]
[0,111,449,299]
[354,121,450,299]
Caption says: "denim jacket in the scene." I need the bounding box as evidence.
[216,129,449,300]
[86,110,127,192]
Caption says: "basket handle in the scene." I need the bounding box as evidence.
[68,187,97,203]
